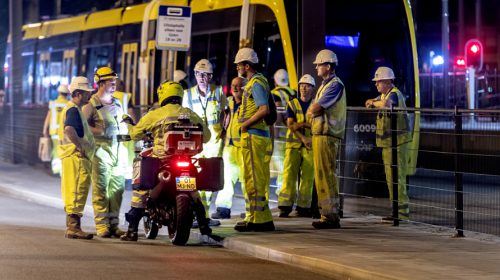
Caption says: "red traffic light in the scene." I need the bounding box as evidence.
[464,39,483,70]
[469,44,480,54]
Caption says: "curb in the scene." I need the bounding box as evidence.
[190,230,399,280]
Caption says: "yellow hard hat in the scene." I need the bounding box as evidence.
[94,66,118,83]
[157,81,184,105]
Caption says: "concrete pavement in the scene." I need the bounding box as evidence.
[1,161,500,279]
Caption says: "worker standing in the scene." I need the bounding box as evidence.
[307,49,346,229]
[233,48,274,232]
[278,74,316,218]
[365,66,411,222]
[270,69,295,195]
[43,84,70,175]
[211,77,246,219]
[183,59,226,227]
[58,76,95,239]
[83,66,128,238]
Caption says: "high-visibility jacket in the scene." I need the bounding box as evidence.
[49,95,69,137]
[57,101,95,160]
[128,104,210,158]
[225,96,241,147]
[375,87,411,148]
[86,95,128,145]
[112,91,131,113]
[310,76,346,139]
[183,85,225,140]
[239,73,271,134]
[271,86,295,105]
[285,98,311,149]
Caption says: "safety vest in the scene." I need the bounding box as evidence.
[285,98,312,149]
[239,73,270,134]
[310,76,346,139]
[48,95,69,137]
[57,101,95,160]
[225,96,242,147]
[112,91,131,113]
[183,84,225,140]
[375,87,411,147]
[87,94,128,144]
[271,86,295,105]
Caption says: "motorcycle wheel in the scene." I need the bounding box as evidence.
[143,215,159,240]
[171,193,194,246]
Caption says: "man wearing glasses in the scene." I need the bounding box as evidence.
[183,59,227,227]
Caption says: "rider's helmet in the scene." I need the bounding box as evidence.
[157,80,184,105]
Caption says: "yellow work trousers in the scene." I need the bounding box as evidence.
[51,138,62,175]
[241,132,273,224]
[215,145,244,209]
[312,135,341,222]
[91,143,127,234]
[271,139,286,194]
[61,154,91,215]
[278,147,314,208]
[382,142,410,219]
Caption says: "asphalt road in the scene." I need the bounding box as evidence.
[0,194,334,280]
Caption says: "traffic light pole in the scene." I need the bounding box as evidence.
[466,67,476,110]
[441,0,450,107]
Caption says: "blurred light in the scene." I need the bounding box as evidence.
[3,62,8,73]
[432,55,444,66]
[325,35,359,48]
[469,44,480,54]
[455,56,466,67]
[267,47,271,52]
[429,51,435,58]
[176,161,190,168]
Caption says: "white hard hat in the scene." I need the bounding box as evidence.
[313,49,338,65]
[173,70,187,82]
[372,66,395,81]
[69,76,93,93]
[194,59,213,74]
[57,84,70,94]
[274,69,289,86]
[234,47,259,64]
[298,74,316,87]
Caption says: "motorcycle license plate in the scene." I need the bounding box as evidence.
[175,176,197,191]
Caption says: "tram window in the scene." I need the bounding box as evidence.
[253,5,286,86]
[21,54,34,106]
[86,46,112,82]
[48,51,63,101]
[322,0,414,106]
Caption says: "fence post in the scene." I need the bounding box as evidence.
[454,107,464,237]
[391,106,399,226]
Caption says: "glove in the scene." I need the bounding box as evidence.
[122,114,135,126]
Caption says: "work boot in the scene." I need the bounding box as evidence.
[293,207,312,218]
[65,214,93,240]
[110,226,126,238]
[278,206,292,218]
[120,208,143,242]
[234,220,252,232]
[211,207,231,219]
[208,218,221,227]
[251,221,275,232]
[312,219,341,229]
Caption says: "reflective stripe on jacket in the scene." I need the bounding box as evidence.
[310,76,346,139]
[285,98,311,149]
[375,87,411,147]
[57,101,95,160]
[239,73,270,133]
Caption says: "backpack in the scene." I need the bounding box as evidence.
[265,91,277,126]
[252,74,277,126]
